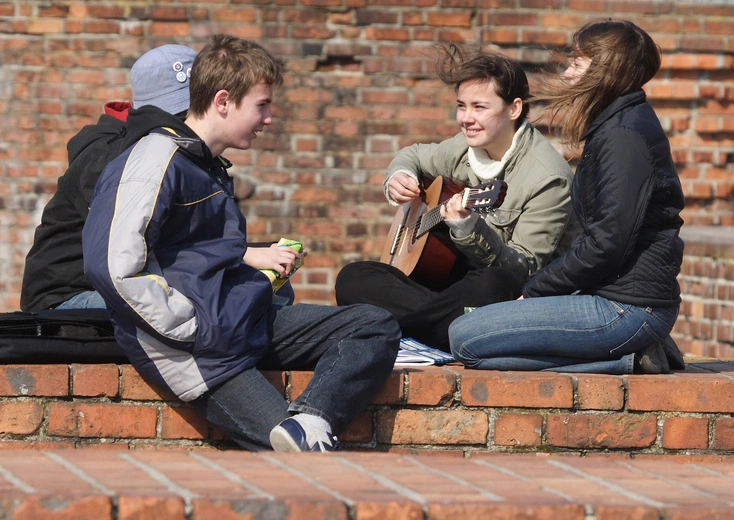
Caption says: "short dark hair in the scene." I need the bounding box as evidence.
[188,34,285,118]
[436,44,530,126]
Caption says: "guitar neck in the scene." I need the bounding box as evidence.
[416,205,444,238]
[415,179,504,238]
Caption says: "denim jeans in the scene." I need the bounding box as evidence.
[55,290,107,310]
[449,295,678,374]
[192,303,400,451]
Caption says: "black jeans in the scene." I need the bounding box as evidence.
[335,261,525,352]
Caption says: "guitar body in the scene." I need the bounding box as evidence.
[380,177,464,283]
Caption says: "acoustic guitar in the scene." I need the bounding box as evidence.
[380,177,507,283]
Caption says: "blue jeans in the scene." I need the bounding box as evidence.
[449,295,678,374]
[192,303,400,451]
[55,290,107,309]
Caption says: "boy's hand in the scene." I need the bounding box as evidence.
[440,192,471,220]
[388,172,421,203]
[244,244,306,278]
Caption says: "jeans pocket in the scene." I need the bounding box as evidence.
[644,306,678,330]
[609,322,665,358]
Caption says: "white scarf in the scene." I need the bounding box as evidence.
[467,121,530,181]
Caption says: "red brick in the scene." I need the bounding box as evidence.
[47,403,158,438]
[662,417,709,449]
[191,498,346,520]
[461,372,573,408]
[547,414,657,448]
[12,495,113,519]
[0,365,68,396]
[26,19,64,34]
[594,506,660,520]
[405,367,456,405]
[429,503,585,520]
[664,506,734,520]
[426,12,471,27]
[576,375,625,410]
[0,402,43,434]
[118,496,186,520]
[160,407,208,440]
[376,409,488,445]
[494,413,542,446]
[372,370,405,405]
[120,365,176,401]
[211,7,257,22]
[72,364,119,397]
[340,410,373,443]
[714,417,734,450]
[628,376,734,413]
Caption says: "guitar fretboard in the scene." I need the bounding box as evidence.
[416,205,444,238]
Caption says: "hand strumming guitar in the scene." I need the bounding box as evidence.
[388,172,421,203]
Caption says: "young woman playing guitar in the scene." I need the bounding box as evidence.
[336,46,577,352]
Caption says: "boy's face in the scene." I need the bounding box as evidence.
[223,81,273,151]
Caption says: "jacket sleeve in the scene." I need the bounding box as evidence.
[88,134,199,342]
[452,173,573,281]
[383,133,468,203]
[523,127,655,297]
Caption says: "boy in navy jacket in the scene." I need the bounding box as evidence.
[83,35,400,452]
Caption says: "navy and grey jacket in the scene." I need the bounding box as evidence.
[83,106,273,401]
[523,90,684,308]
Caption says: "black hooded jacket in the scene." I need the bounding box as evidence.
[20,105,187,311]
[523,90,685,308]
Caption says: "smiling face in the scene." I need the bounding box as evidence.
[564,55,592,85]
[222,81,273,151]
[456,79,522,160]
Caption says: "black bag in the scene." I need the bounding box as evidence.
[0,308,128,364]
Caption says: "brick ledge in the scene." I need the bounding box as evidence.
[1,359,733,455]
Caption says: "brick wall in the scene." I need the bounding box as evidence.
[0,1,732,352]
[2,362,734,453]
[676,227,734,359]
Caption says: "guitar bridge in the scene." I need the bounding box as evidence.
[388,224,404,255]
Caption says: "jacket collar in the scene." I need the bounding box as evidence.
[582,89,647,140]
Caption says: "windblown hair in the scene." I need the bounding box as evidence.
[188,34,284,117]
[536,20,661,147]
[436,44,530,128]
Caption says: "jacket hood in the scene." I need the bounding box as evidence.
[123,106,196,149]
[123,106,220,166]
[66,111,129,165]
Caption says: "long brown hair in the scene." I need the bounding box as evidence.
[536,20,661,147]
[436,44,530,128]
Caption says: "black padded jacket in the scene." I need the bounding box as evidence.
[20,104,130,311]
[523,90,684,308]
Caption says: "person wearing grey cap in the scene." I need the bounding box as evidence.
[20,44,198,312]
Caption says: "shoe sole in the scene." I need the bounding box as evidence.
[269,425,303,453]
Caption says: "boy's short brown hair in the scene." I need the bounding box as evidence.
[188,35,284,117]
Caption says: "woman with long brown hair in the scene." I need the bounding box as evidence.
[449,20,685,374]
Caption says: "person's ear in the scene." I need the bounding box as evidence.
[509,98,523,121]
[213,90,229,115]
